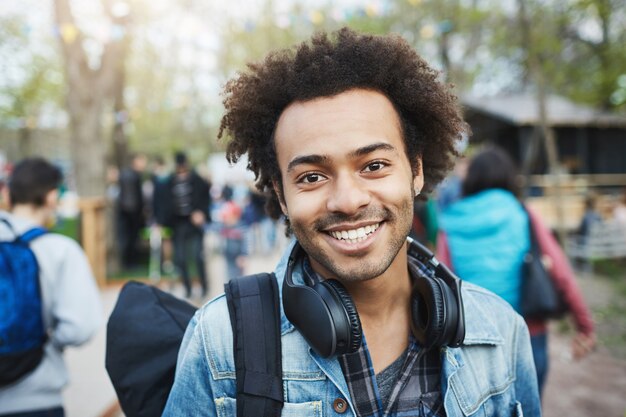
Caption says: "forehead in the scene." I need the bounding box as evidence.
[274,89,404,162]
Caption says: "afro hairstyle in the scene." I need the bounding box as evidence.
[219,27,468,224]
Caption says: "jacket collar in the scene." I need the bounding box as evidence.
[273,240,504,346]
[457,283,505,346]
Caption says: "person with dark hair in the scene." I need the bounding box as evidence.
[117,153,147,268]
[0,158,101,416]
[438,146,596,399]
[164,29,540,416]
[158,152,211,298]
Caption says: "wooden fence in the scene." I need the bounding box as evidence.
[78,197,107,286]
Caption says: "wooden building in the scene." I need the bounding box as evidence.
[463,93,626,177]
[462,93,626,229]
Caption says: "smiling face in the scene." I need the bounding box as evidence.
[274,88,424,283]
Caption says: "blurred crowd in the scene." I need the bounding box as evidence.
[1,147,625,415]
[104,151,286,299]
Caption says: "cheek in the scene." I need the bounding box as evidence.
[284,191,323,222]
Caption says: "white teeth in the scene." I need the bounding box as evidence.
[330,223,380,242]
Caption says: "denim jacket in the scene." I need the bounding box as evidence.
[163,241,541,417]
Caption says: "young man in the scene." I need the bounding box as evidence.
[0,158,102,417]
[164,29,541,416]
[117,153,147,268]
[157,152,211,298]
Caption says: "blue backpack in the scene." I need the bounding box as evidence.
[0,218,48,387]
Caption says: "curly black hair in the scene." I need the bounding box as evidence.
[219,27,468,224]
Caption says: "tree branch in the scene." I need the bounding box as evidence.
[53,0,92,105]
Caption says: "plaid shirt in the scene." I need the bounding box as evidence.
[338,262,446,417]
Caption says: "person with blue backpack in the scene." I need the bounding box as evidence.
[0,158,102,417]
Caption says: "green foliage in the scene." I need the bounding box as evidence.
[0,15,63,131]
[2,0,625,169]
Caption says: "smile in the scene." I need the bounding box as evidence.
[328,223,380,243]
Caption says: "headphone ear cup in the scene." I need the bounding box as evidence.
[322,279,362,354]
[410,276,446,350]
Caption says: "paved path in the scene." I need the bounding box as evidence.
[63,246,626,417]
[542,274,626,417]
[64,286,119,417]
[543,329,626,417]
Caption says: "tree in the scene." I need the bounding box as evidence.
[0,15,63,158]
[53,0,130,197]
[556,0,626,110]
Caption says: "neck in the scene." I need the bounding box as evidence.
[11,205,50,227]
[343,244,412,322]
[343,244,413,373]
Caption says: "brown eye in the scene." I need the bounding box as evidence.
[301,173,323,184]
[363,161,386,172]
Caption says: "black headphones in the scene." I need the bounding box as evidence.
[282,237,465,358]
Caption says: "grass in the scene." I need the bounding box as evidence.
[590,260,626,360]
[51,216,79,240]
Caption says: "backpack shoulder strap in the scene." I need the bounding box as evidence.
[18,227,48,244]
[225,273,283,417]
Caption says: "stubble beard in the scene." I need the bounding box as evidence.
[291,194,415,283]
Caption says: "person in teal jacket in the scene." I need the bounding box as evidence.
[439,151,528,313]
[438,147,595,397]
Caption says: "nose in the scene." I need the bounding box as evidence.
[326,172,370,215]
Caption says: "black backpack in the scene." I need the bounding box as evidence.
[105,273,283,417]
[0,219,48,387]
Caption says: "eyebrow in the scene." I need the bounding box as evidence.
[286,142,397,173]
[348,142,397,158]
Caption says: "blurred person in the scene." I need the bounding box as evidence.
[242,186,277,255]
[614,188,626,225]
[164,29,541,416]
[435,155,468,214]
[218,185,247,280]
[148,156,174,279]
[0,158,102,417]
[577,193,603,243]
[410,197,438,249]
[116,153,147,268]
[437,146,596,398]
[160,152,210,298]
[150,156,170,227]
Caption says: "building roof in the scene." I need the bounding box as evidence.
[462,93,626,128]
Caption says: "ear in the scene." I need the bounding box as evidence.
[413,158,424,196]
[44,189,59,209]
[1,186,10,208]
[272,179,288,216]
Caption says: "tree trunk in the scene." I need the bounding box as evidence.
[517,0,566,242]
[67,100,107,196]
[17,127,32,159]
[53,0,129,198]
